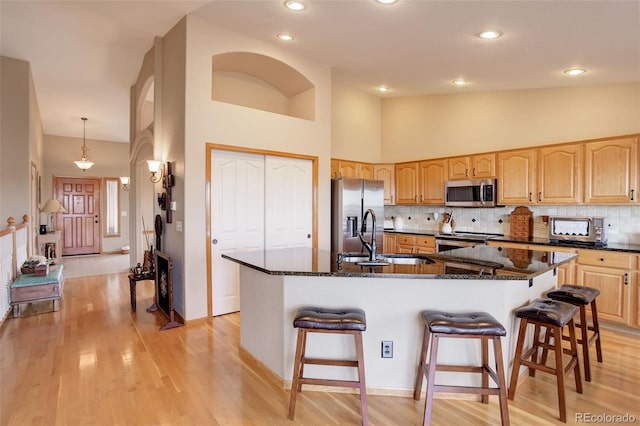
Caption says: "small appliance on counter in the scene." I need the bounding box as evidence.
[549,216,607,246]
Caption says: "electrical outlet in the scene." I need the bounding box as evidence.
[381,340,393,358]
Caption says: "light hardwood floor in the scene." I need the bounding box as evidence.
[1,272,639,425]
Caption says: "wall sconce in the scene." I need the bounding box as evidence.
[147,160,164,183]
[120,176,130,191]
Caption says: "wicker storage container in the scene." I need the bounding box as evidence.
[510,206,533,240]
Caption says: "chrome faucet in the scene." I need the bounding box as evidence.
[358,208,377,261]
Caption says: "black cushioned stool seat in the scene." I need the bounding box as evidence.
[547,285,603,382]
[413,310,509,426]
[508,298,583,423]
[288,306,368,424]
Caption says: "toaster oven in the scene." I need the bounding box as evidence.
[549,216,607,246]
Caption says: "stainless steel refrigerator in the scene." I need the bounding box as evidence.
[331,178,384,254]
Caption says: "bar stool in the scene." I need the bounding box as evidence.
[547,284,603,382]
[508,298,583,423]
[413,310,510,426]
[288,306,368,424]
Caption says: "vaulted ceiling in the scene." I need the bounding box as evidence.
[2,1,638,143]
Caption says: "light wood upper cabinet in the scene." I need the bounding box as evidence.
[419,159,447,205]
[330,159,339,178]
[497,149,537,204]
[359,163,373,179]
[395,162,419,204]
[374,164,396,205]
[338,160,358,178]
[448,153,496,180]
[584,136,638,204]
[537,143,582,204]
[395,160,446,205]
[331,159,374,179]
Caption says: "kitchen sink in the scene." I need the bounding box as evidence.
[338,253,434,266]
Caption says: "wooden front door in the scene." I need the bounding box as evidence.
[55,177,101,256]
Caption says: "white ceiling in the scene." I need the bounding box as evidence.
[2,0,639,143]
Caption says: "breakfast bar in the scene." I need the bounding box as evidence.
[223,245,576,394]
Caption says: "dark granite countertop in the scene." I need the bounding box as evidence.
[384,228,640,254]
[222,246,576,280]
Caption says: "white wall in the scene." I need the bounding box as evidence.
[0,57,42,226]
[381,82,640,162]
[331,71,382,162]
[181,16,332,320]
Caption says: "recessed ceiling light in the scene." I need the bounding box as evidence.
[376,0,398,4]
[378,85,390,93]
[451,79,468,86]
[477,31,502,40]
[284,1,306,11]
[277,33,294,41]
[564,68,586,76]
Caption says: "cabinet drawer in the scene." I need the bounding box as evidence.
[416,236,435,248]
[577,250,635,269]
[396,235,417,245]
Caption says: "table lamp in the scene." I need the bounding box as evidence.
[40,199,67,233]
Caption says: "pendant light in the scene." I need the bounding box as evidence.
[74,117,95,171]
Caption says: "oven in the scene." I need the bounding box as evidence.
[443,261,496,276]
[435,232,503,252]
[435,238,480,252]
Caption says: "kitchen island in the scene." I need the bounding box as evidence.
[222,246,576,395]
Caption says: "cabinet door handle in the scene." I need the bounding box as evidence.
[538,192,542,202]
[414,195,417,202]
[472,168,476,177]
[465,169,469,178]
[420,195,423,202]
[631,189,635,201]
[391,195,394,203]
[624,273,628,285]
[529,192,532,202]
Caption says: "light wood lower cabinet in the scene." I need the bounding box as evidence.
[575,264,631,325]
[391,233,436,254]
[488,241,639,328]
[636,268,640,328]
[383,233,396,253]
[395,234,416,253]
[416,235,435,254]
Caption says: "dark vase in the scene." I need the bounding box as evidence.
[39,225,47,235]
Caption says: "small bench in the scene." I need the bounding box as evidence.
[10,264,64,317]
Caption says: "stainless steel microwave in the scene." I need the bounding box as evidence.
[445,178,497,207]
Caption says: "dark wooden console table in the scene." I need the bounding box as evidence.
[128,272,154,312]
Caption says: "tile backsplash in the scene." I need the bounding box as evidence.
[384,205,640,245]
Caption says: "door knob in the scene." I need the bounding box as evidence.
[307,234,311,239]
[212,239,218,245]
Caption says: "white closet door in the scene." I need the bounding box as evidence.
[265,156,313,249]
[211,150,265,316]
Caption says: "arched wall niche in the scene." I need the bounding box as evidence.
[137,76,155,132]
[211,52,315,121]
